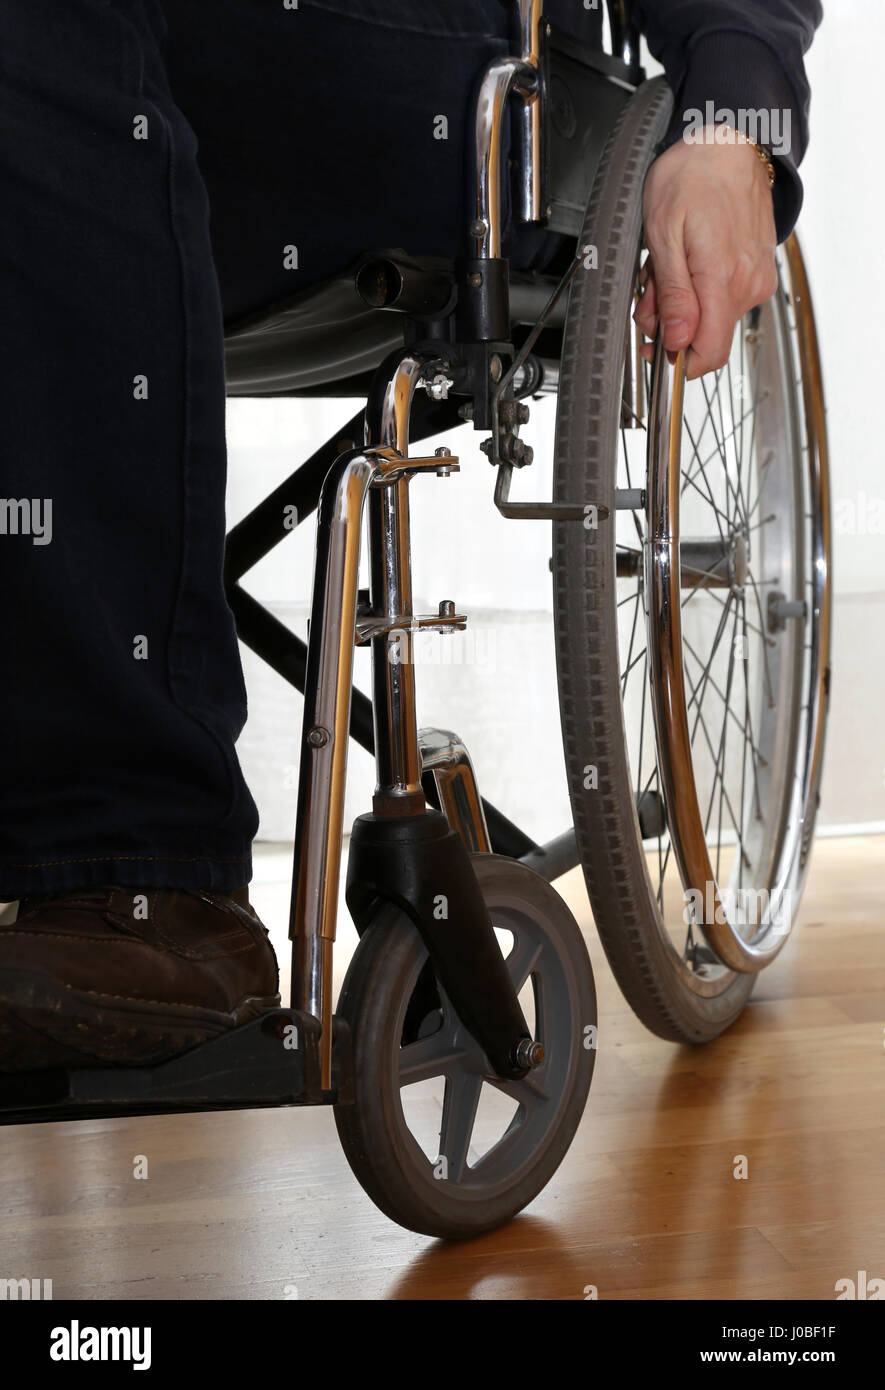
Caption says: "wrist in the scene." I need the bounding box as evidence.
[707,122,777,189]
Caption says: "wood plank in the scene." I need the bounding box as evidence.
[0,834,883,1300]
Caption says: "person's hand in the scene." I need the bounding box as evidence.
[634,127,778,381]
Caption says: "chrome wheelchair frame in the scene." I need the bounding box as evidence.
[270,0,645,1093]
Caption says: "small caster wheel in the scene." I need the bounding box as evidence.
[334,854,597,1239]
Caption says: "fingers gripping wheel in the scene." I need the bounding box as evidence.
[333,855,597,1240]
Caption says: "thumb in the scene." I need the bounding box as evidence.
[647,240,700,355]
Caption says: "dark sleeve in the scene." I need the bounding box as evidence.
[633,0,823,241]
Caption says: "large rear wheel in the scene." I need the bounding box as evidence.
[552,79,831,1042]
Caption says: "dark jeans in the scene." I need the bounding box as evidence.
[0,0,594,897]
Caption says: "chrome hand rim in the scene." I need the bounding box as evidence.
[642,238,830,974]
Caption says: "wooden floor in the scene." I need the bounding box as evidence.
[1,834,883,1301]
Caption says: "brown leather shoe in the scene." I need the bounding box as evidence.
[0,886,280,1071]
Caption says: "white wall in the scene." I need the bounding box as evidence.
[227,2,885,845]
[797,0,885,829]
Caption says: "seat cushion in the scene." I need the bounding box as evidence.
[224,273,403,396]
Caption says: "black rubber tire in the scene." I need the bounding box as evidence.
[333,854,596,1239]
[552,77,755,1043]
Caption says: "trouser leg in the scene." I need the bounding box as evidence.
[159,0,517,319]
[0,0,258,896]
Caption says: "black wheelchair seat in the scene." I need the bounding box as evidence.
[224,272,404,399]
[224,259,579,399]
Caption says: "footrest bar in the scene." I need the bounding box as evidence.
[0,1008,332,1126]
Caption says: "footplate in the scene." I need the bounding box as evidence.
[0,1008,354,1125]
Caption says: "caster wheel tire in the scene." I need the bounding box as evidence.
[334,854,596,1240]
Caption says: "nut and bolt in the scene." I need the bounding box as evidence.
[514,1038,546,1070]
[468,271,483,288]
[500,435,532,466]
[489,354,503,383]
[426,373,453,402]
[306,726,330,748]
[438,599,456,620]
[469,218,488,240]
[434,445,455,477]
[500,400,531,429]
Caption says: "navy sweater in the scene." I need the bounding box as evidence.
[547,0,823,240]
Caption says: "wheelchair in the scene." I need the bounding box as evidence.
[0,1,830,1241]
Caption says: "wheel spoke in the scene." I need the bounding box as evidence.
[684,654,748,848]
[739,592,765,822]
[621,584,644,694]
[737,600,750,889]
[636,631,649,807]
[621,643,648,687]
[507,934,542,994]
[683,583,771,645]
[681,401,757,500]
[684,637,767,770]
[745,449,774,527]
[741,332,764,479]
[746,570,777,707]
[680,437,732,538]
[685,591,734,730]
[485,1069,549,1107]
[439,1072,484,1182]
[621,429,646,547]
[713,605,740,878]
[702,373,746,531]
[725,354,744,532]
[399,1029,469,1086]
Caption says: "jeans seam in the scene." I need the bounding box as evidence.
[148,96,243,834]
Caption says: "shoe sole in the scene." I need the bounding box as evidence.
[0,967,281,1071]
